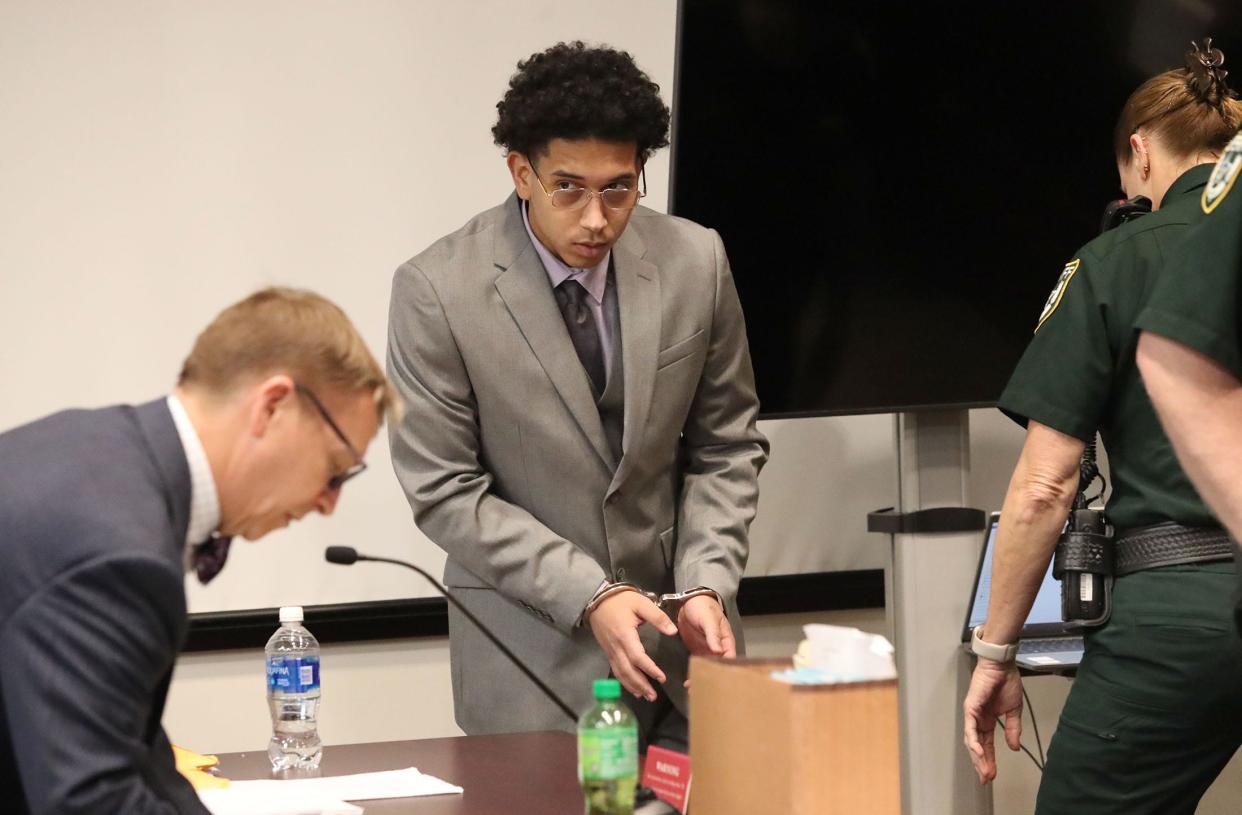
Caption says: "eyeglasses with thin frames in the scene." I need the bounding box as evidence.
[528,161,646,211]
[295,383,367,491]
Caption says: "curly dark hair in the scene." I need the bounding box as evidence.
[492,42,671,162]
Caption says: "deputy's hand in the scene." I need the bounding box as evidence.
[588,591,678,702]
[962,658,1024,784]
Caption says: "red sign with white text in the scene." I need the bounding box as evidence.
[642,745,691,813]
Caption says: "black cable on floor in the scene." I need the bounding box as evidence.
[991,687,1047,772]
[990,711,1044,771]
[1023,684,1046,768]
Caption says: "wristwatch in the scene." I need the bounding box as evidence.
[970,625,1019,663]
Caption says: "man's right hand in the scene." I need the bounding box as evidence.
[962,658,1025,784]
[588,591,678,702]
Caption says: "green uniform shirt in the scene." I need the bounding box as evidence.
[999,164,1216,531]
[1137,131,1242,378]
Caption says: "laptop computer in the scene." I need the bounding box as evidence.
[961,512,1085,671]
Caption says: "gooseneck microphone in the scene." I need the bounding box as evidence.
[324,545,577,723]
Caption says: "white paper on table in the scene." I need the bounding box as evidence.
[198,785,362,815]
[199,767,463,814]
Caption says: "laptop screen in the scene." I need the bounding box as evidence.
[965,515,1063,631]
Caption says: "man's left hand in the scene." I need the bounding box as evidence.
[963,658,1024,784]
[677,594,735,661]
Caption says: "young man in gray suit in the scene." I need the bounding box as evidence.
[0,288,396,814]
[387,42,769,746]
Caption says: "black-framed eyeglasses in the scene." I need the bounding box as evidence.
[528,162,647,211]
[295,383,367,491]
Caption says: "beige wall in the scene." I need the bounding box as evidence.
[0,0,892,610]
[0,0,679,614]
[3,2,1239,811]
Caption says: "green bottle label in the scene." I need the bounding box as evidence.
[578,725,638,781]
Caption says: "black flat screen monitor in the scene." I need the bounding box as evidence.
[671,0,1242,417]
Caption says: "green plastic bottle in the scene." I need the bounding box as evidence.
[577,678,638,815]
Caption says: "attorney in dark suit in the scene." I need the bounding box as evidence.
[0,288,395,815]
[387,42,769,745]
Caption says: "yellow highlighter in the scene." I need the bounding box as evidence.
[171,744,229,791]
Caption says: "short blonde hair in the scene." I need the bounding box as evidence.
[179,287,399,422]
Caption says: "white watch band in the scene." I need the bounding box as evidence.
[971,625,1019,663]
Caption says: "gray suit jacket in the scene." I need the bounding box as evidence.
[0,400,208,814]
[387,195,768,733]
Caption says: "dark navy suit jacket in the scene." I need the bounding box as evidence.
[0,399,208,814]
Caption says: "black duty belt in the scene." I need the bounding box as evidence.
[1114,522,1235,576]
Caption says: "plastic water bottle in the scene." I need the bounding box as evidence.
[265,606,322,770]
[578,678,638,815]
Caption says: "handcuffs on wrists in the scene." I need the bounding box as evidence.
[581,581,722,623]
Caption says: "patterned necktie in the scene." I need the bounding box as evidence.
[554,279,606,393]
[192,535,233,585]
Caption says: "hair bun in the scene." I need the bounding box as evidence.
[1186,38,1231,104]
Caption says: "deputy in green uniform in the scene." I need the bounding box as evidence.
[1138,128,1242,622]
[962,43,1242,815]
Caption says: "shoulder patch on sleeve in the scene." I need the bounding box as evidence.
[1203,132,1242,214]
[1035,259,1080,332]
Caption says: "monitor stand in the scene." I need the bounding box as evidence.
[883,410,994,815]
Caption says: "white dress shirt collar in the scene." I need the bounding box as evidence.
[166,395,221,567]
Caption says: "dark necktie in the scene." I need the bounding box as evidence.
[554,279,606,394]
[192,535,232,585]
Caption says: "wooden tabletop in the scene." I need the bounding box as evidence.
[214,731,583,814]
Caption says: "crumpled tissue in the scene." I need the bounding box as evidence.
[771,624,897,685]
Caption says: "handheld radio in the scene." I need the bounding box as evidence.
[1052,195,1148,627]
[1053,440,1114,627]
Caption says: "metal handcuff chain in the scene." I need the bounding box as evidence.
[582,582,721,621]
